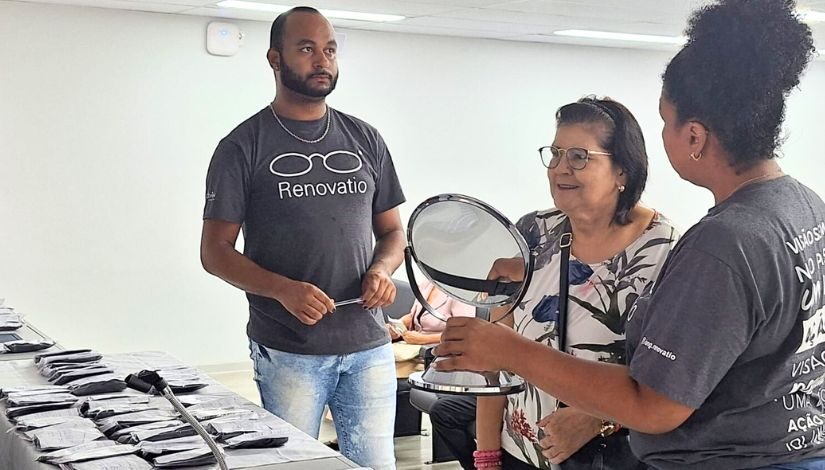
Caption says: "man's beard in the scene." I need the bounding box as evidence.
[280,60,338,98]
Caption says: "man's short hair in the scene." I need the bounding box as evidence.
[269,6,322,51]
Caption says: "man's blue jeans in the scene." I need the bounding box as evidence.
[249,339,397,470]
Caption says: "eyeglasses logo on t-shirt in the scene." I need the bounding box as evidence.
[269,150,362,177]
[270,150,368,200]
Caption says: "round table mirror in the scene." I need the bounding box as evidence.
[404,194,534,395]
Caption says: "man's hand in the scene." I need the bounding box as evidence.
[537,408,601,464]
[434,317,524,372]
[277,280,335,326]
[361,268,396,309]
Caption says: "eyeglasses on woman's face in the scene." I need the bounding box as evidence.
[538,145,612,170]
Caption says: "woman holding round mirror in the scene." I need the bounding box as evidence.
[438,1,825,469]
[470,96,679,469]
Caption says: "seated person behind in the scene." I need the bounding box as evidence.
[388,281,474,345]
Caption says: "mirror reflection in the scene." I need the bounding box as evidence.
[409,197,529,307]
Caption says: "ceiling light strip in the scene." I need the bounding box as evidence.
[554,29,686,45]
[215,1,405,22]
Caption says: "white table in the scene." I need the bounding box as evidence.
[0,351,360,470]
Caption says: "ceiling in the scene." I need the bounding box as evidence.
[5,0,825,54]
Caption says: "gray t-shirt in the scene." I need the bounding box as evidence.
[203,107,405,355]
[625,176,825,469]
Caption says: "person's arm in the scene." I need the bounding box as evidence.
[474,305,511,469]
[436,320,693,434]
[476,395,506,460]
[361,207,406,308]
[400,330,441,345]
[200,219,334,325]
[201,139,335,325]
[438,242,758,436]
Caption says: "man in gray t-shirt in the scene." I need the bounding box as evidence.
[626,176,825,469]
[200,7,405,470]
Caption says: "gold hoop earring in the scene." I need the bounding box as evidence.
[689,152,703,161]
[618,185,626,193]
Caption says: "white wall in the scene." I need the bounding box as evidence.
[1,1,823,366]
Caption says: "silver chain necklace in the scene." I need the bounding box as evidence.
[269,102,331,144]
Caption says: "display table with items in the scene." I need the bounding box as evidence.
[0,350,361,470]
[0,300,62,361]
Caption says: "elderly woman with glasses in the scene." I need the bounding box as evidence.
[466,97,680,470]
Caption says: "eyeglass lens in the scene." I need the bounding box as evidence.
[543,147,590,170]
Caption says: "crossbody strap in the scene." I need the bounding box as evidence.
[555,218,573,412]
[557,218,573,354]
[554,218,624,437]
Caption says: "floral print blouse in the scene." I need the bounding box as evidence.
[501,208,679,468]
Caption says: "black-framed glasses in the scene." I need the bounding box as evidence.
[538,145,612,170]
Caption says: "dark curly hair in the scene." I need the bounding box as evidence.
[662,0,816,171]
[556,97,648,226]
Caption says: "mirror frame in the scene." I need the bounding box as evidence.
[405,193,535,322]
